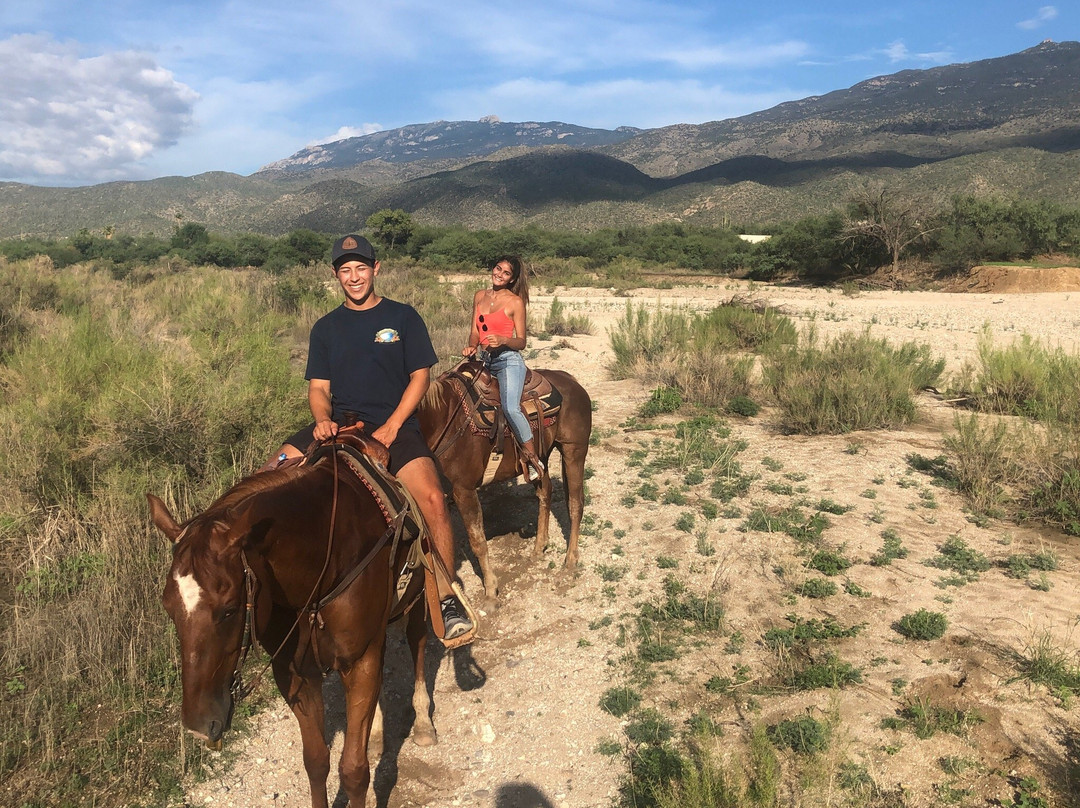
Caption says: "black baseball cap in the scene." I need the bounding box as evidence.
[331,234,376,268]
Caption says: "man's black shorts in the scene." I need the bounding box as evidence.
[284,421,433,475]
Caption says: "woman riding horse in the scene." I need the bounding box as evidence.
[462,255,545,482]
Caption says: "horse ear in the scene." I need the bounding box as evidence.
[147,493,183,542]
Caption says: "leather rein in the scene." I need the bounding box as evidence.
[229,439,403,703]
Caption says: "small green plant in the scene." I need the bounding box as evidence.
[727,395,760,417]
[595,738,622,756]
[638,481,660,501]
[767,714,830,754]
[895,609,948,640]
[761,456,783,471]
[641,385,683,417]
[795,578,837,599]
[1001,775,1050,808]
[883,699,984,739]
[786,654,863,690]
[599,686,642,717]
[684,467,705,486]
[675,512,695,533]
[662,487,688,505]
[870,528,909,566]
[763,615,864,649]
[595,563,627,582]
[656,556,678,569]
[695,532,715,556]
[925,535,990,582]
[807,547,852,576]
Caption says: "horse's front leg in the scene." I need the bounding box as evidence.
[272,658,331,808]
[532,468,553,561]
[406,603,436,746]
[453,485,499,602]
[338,637,387,808]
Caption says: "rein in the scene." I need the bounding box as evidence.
[230,439,398,702]
[428,373,478,458]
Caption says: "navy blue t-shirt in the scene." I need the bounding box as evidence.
[305,298,438,428]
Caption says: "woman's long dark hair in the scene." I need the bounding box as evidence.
[494,255,529,306]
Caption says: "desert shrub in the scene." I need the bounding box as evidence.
[641,385,683,417]
[763,329,944,434]
[763,616,865,649]
[806,548,852,576]
[600,686,643,717]
[544,296,595,336]
[895,609,948,640]
[785,654,862,690]
[767,715,831,754]
[958,328,1080,424]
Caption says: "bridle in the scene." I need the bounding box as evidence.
[227,436,405,703]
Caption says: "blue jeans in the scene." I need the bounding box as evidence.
[487,349,532,444]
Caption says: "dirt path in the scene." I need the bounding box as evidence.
[182,277,1080,808]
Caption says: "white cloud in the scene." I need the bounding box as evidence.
[310,125,384,146]
[0,34,198,184]
[1017,6,1058,30]
[881,40,952,64]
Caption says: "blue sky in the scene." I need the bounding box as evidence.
[0,1,1073,186]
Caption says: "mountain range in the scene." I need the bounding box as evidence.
[2,40,1080,239]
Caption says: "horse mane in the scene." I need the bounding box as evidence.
[423,373,450,412]
[196,465,308,523]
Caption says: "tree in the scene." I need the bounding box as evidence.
[842,185,939,273]
[365,209,414,254]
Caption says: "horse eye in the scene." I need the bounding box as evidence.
[218,607,239,623]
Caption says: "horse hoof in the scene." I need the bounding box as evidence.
[411,728,438,747]
[563,555,579,570]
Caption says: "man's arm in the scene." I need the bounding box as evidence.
[308,378,338,440]
[371,366,430,448]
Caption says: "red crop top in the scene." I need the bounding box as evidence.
[475,308,515,338]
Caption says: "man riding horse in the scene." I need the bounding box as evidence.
[269,234,474,644]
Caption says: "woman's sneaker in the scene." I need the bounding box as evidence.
[440,595,473,640]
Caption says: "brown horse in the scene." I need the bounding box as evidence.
[417,364,592,601]
[150,448,435,808]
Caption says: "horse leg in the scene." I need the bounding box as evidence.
[559,441,589,570]
[272,660,331,808]
[452,485,499,602]
[406,603,436,746]
[532,469,553,561]
[337,638,386,808]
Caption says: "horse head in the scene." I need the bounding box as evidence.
[149,493,258,750]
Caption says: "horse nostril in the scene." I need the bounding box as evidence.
[208,719,223,742]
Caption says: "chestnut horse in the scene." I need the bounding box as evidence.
[417,364,592,601]
[150,447,434,808]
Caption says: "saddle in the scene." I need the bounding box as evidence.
[303,425,478,649]
[449,360,562,438]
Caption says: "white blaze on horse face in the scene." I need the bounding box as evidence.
[174,571,204,616]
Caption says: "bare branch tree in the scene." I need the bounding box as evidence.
[842,184,939,273]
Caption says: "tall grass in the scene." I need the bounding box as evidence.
[763,329,944,434]
[608,301,794,411]
[955,327,1080,423]
[0,257,352,805]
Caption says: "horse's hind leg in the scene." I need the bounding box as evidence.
[559,441,589,569]
[453,485,499,602]
[273,661,331,808]
[406,603,436,746]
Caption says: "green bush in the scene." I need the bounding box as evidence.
[895,609,948,640]
[767,715,831,754]
[763,329,944,434]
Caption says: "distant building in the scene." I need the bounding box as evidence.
[738,234,772,244]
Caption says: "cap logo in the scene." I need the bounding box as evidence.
[342,236,358,250]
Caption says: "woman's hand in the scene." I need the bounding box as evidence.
[462,344,477,357]
[483,333,504,348]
